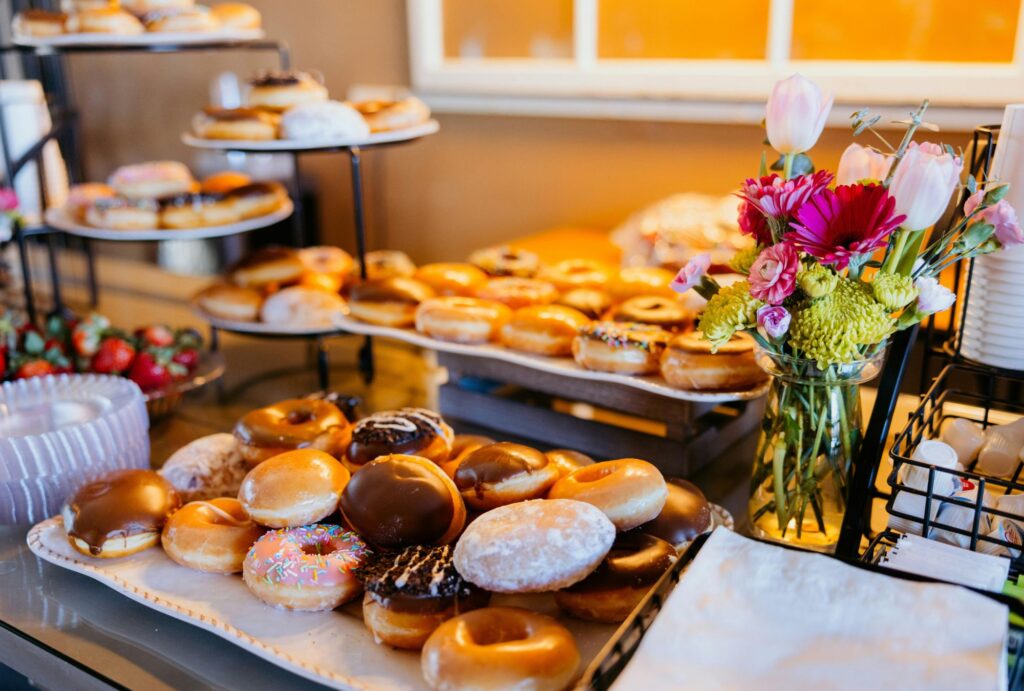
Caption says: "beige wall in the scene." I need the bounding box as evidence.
[68,0,968,265]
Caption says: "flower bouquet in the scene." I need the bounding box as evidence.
[673,75,1023,551]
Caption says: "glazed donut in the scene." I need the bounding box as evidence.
[230,247,304,289]
[209,2,261,29]
[259,286,346,329]
[194,283,263,322]
[108,161,195,199]
[246,70,328,112]
[192,107,279,141]
[415,297,511,344]
[237,449,350,528]
[13,10,67,37]
[159,432,249,502]
[555,287,614,320]
[66,183,115,222]
[161,498,264,574]
[200,171,252,195]
[660,331,767,391]
[454,499,614,592]
[572,321,671,376]
[348,277,435,327]
[62,469,181,559]
[355,249,417,280]
[549,459,668,531]
[339,454,466,549]
[353,96,431,132]
[440,434,495,479]
[414,263,488,297]
[500,304,590,357]
[453,442,561,511]
[243,524,369,611]
[636,478,712,549]
[225,181,288,219]
[554,532,676,623]
[609,295,694,332]
[476,277,558,310]
[609,266,677,300]
[85,197,160,230]
[67,7,145,33]
[159,193,240,229]
[545,448,595,478]
[422,607,580,691]
[280,101,370,141]
[298,246,353,287]
[345,407,454,472]
[357,545,489,650]
[142,7,220,32]
[234,397,351,465]
[539,258,614,291]
[467,245,540,278]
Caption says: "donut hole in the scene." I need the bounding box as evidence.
[301,541,328,556]
[469,620,529,646]
[574,464,619,483]
[286,409,315,425]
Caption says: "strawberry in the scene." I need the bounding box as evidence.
[128,350,185,392]
[71,313,110,357]
[135,325,174,348]
[14,358,57,379]
[171,347,200,373]
[90,337,136,375]
[0,347,7,379]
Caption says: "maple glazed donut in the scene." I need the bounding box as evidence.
[500,304,591,357]
[453,442,561,511]
[572,321,671,376]
[415,297,511,344]
[549,459,668,531]
[344,407,454,472]
[237,449,350,528]
[161,498,264,574]
[233,397,350,465]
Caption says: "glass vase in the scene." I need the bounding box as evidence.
[748,345,886,552]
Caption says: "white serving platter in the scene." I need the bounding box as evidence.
[191,300,347,336]
[14,29,265,48]
[181,120,440,152]
[45,201,293,242]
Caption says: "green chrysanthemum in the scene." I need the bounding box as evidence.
[871,272,918,312]
[788,278,894,366]
[797,263,838,298]
[729,245,761,276]
[697,280,763,349]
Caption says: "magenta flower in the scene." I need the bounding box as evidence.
[737,171,833,245]
[748,243,799,305]
[671,253,711,294]
[0,188,18,213]
[786,184,905,270]
[756,305,791,341]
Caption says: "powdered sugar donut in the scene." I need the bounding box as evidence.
[159,433,249,503]
[453,499,614,593]
[281,101,371,141]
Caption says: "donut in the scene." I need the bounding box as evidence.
[242,524,368,611]
[234,397,351,465]
[454,499,614,593]
[200,171,252,195]
[161,498,264,574]
[572,321,671,376]
[353,96,430,132]
[13,10,67,37]
[453,442,560,511]
[500,304,590,357]
[414,263,488,297]
[554,532,676,623]
[61,0,117,11]
[476,277,558,310]
[209,2,261,29]
[225,181,288,219]
[259,285,346,328]
[422,607,580,691]
[66,183,115,222]
[609,295,694,331]
[609,266,676,300]
[142,7,220,32]
[348,277,435,327]
[159,192,240,229]
[194,283,263,322]
[355,249,417,280]
[192,107,279,141]
[67,7,145,33]
[356,545,489,650]
[635,478,712,549]
[246,70,328,112]
[548,459,668,531]
[545,448,595,478]
[85,197,160,230]
[108,161,195,200]
[415,297,511,344]
[345,407,454,472]
[159,433,248,502]
[555,287,614,320]
[229,247,304,289]
[440,434,495,479]
[281,101,371,141]
[298,245,353,292]
[538,259,614,291]
[61,469,181,558]
[467,246,540,278]
[237,449,350,528]
[660,331,767,391]
[339,454,465,549]
[120,0,194,14]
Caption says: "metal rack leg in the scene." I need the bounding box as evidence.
[82,237,98,307]
[289,154,306,248]
[45,233,63,314]
[348,147,374,384]
[316,336,330,390]
[15,226,36,324]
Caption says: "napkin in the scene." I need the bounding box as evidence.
[613,528,1008,691]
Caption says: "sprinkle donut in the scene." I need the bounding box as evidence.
[242,524,369,611]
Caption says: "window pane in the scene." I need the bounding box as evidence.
[597,0,769,59]
[792,0,1019,62]
[443,0,574,59]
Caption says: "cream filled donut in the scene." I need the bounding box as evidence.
[281,100,371,141]
[259,285,347,329]
[108,160,195,199]
[415,297,511,344]
[242,524,369,610]
[549,459,668,531]
[161,498,264,574]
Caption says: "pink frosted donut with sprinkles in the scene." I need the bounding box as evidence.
[242,524,370,611]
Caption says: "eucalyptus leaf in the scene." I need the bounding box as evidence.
[790,153,814,176]
[966,175,977,195]
[853,115,881,136]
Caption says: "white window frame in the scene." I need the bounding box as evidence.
[408,0,1024,129]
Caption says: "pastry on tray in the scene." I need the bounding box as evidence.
[14,1,261,39]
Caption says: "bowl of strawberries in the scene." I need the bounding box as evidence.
[0,310,225,419]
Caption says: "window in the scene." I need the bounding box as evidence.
[408,0,1023,126]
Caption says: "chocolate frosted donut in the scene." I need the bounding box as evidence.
[636,478,712,548]
[345,407,454,470]
[454,442,560,510]
[248,69,303,87]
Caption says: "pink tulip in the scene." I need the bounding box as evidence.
[889,142,962,231]
[765,74,834,155]
[836,144,892,185]
[671,253,711,294]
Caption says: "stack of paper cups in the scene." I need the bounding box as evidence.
[888,440,962,535]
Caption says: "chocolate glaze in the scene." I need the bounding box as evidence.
[563,532,675,594]
[356,544,488,613]
[454,442,548,492]
[346,408,450,466]
[234,398,347,448]
[249,70,304,87]
[339,456,455,549]
[349,277,433,305]
[63,469,181,556]
[636,478,711,545]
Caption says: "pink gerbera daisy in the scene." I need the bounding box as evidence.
[737,170,834,245]
[786,184,905,270]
